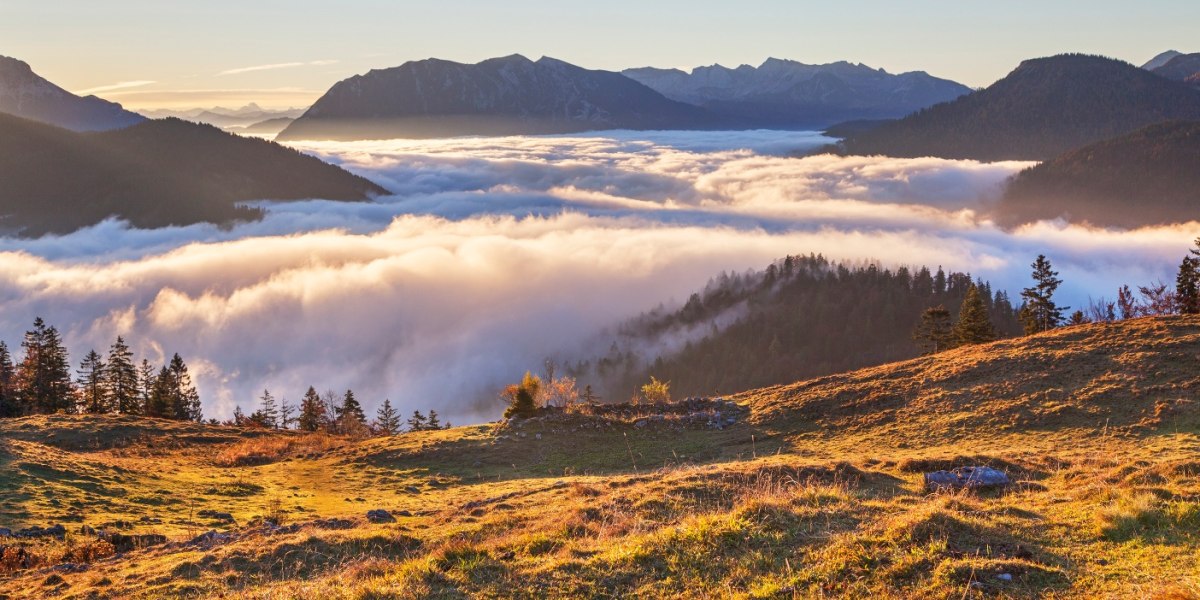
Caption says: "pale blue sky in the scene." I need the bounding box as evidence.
[1,0,1196,109]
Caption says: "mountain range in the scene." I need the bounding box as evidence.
[0,55,145,131]
[139,103,307,131]
[623,58,971,128]
[278,55,721,140]
[0,113,385,236]
[837,54,1200,161]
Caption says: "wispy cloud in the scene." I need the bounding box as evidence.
[218,60,339,76]
[74,80,157,95]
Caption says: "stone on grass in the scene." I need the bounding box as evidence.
[923,466,1010,491]
[367,509,396,523]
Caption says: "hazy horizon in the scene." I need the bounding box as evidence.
[2,0,1197,110]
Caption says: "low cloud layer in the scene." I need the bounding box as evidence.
[0,130,1194,423]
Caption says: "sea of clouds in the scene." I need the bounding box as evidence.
[0,130,1195,422]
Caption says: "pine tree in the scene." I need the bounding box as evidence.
[1175,256,1200,315]
[954,283,996,346]
[232,405,246,426]
[913,305,954,354]
[257,389,279,429]
[1020,255,1067,334]
[76,350,109,414]
[107,336,140,414]
[278,396,297,430]
[168,354,202,422]
[0,342,16,418]
[298,386,325,432]
[336,389,366,425]
[138,359,157,413]
[145,366,173,418]
[1067,310,1090,325]
[16,319,74,414]
[427,410,442,430]
[407,410,428,432]
[374,398,401,435]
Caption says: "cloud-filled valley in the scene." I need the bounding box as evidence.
[0,130,1195,423]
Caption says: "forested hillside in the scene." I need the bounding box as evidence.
[1000,120,1200,227]
[0,114,386,235]
[570,254,1022,400]
[838,54,1200,161]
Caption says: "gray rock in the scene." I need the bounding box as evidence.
[924,466,1010,491]
[366,509,396,523]
[996,573,1013,582]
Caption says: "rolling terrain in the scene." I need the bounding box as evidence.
[2,316,1199,598]
[838,54,1200,161]
[0,113,386,235]
[999,120,1200,228]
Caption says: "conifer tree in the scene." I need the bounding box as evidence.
[954,283,996,346]
[1020,255,1067,334]
[168,354,202,422]
[257,389,279,429]
[407,410,428,431]
[0,342,16,418]
[107,336,140,414]
[17,319,74,414]
[913,305,954,354]
[374,398,401,435]
[145,366,174,418]
[336,389,366,426]
[297,386,325,432]
[278,396,296,430]
[1175,256,1200,315]
[138,359,157,412]
[76,349,109,414]
[427,410,442,430]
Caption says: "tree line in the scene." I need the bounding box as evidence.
[230,387,449,437]
[0,318,200,421]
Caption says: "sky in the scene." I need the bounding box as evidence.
[2,0,1197,109]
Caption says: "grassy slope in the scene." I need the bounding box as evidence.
[2,317,1200,598]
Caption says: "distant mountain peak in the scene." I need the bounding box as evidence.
[0,55,144,131]
[839,53,1200,161]
[279,55,722,140]
[1143,50,1185,70]
[623,57,971,128]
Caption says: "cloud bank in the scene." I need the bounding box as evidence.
[0,130,1194,423]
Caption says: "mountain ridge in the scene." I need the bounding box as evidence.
[278,54,727,140]
[623,57,972,128]
[0,55,145,131]
[0,112,386,235]
[998,120,1200,227]
[837,53,1200,161]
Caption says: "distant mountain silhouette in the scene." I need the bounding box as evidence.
[226,117,295,136]
[1142,50,1185,70]
[0,113,386,236]
[0,55,145,131]
[278,55,725,140]
[1151,53,1200,86]
[838,54,1200,161]
[998,120,1200,228]
[623,58,971,129]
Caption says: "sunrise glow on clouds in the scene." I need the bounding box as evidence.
[0,131,1193,421]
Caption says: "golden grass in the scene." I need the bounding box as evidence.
[1,316,1200,598]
